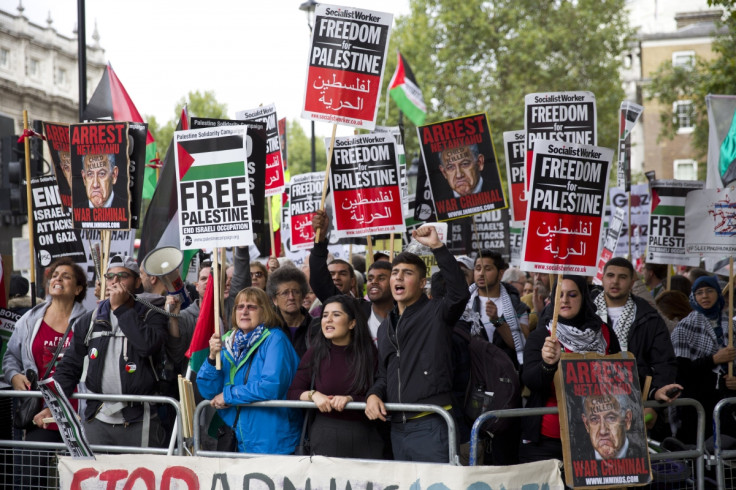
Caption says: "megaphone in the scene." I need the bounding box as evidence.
[141,247,191,311]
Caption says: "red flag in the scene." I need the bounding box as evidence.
[185,275,214,371]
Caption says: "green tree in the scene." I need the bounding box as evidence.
[647,1,736,164]
[145,89,228,156]
[284,120,327,175]
[378,0,632,172]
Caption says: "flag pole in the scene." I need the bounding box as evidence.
[315,123,338,242]
[550,272,563,339]
[268,197,276,259]
[213,249,221,370]
[728,256,734,377]
[22,111,36,303]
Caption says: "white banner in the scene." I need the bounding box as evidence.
[685,186,736,256]
[60,454,563,489]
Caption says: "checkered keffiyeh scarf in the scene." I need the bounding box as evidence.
[671,311,721,362]
[594,293,636,351]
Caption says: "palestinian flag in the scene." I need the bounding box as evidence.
[388,52,426,126]
[185,275,215,373]
[177,136,247,182]
[706,94,736,188]
[138,108,197,275]
[84,63,158,199]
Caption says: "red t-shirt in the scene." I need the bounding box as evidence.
[31,320,77,430]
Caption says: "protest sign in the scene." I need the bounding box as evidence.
[235,103,285,196]
[647,180,703,266]
[412,153,436,222]
[39,378,94,458]
[525,91,597,189]
[126,122,148,229]
[70,121,130,230]
[556,352,651,488]
[609,184,650,261]
[30,175,85,268]
[375,125,410,220]
[418,113,507,221]
[685,186,736,255]
[329,133,404,237]
[509,226,523,267]
[594,207,626,285]
[174,126,252,250]
[0,307,21,388]
[616,101,643,191]
[521,140,612,275]
[472,209,510,261]
[289,172,324,251]
[60,454,562,490]
[504,130,527,226]
[190,117,266,237]
[302,4,393,130]
[43,122,72,209]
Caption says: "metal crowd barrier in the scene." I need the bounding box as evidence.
[713,397,736,490]
[469,398,706,489]
[192,399,460,464]
[0,390,183,455]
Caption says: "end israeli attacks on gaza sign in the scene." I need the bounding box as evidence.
[174,126,252,250]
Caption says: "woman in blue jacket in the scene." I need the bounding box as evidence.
[198,287,301,454]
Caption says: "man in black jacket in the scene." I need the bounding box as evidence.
[365,226,470,462]
[52,254,169,448]
[593,258,681,420]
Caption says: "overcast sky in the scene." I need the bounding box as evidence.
[0,0,410,137]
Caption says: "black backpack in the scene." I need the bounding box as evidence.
[453,326,522,435]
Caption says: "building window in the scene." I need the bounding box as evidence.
[27,57,40,78]
[673,100,694,132]
[672,50,695,69]
[673,159,697,180]
[0,48,9,68]
[55,67,68,86]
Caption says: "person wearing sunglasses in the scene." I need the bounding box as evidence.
[51,254,169,449]
[198,287,301,454]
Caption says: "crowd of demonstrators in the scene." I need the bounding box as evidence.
[5,218,736,468]
[287,295,383,458]
[3,258,87,489]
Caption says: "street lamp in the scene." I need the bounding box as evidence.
[299,0,318,172]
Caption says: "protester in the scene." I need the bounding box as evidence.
[365,226,470,463]
[643,263,667,299]
[309,209,358,300]
[523,278,534,297]
[266,266,314,357]
[250,261,268,290]
[287,295,383,458]
[521,275,620,465]
[198,287,301,454]
[522,272,551,332]
[502,267,527,296]
[51,255,169,448]
[8,274,32,316]
[655,290,693,327]
[3,258,87,489]
[670,276,736,444]
[466,250,529,368]
[365,261,394,346]
[455,255,475,286]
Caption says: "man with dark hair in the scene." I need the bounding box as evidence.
[594,257,681,406]
[467,250,529,368]
[365,226,470,463]
[366,261,394,345]
[266,266,312,357]
[644,262,668,299]
[52,255,168,448]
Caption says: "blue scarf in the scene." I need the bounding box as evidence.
[689,276,725,320]
[232,325,266,364]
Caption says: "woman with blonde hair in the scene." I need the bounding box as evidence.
[197,287,302,453]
